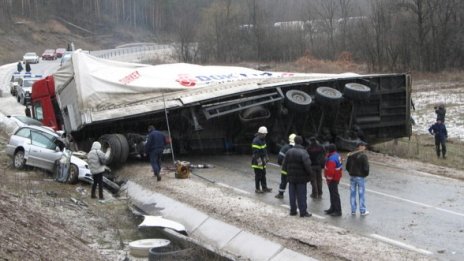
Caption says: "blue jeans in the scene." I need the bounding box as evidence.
[149,150,163,176]
[350,176,366,213]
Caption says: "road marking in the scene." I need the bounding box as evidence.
[370,234,433,255]
[280,204,326,219]
[338,181,464,218]
[267,162,280,168]
[216,182,250,195]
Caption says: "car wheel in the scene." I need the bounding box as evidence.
[14,150,26,169]
[315,86,343,106]
[285,89,312,112]
[67,164,79,184]
[343,83,371,100]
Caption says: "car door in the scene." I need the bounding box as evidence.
[7,128,33,165]
[29,130,62,171]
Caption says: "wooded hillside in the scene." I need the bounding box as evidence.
[0,0,463,72]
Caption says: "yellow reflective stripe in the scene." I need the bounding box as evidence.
[251,165,265,169]
[251,144,267,149]
[281,170,287,175]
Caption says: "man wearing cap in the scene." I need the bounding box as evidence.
[346,141,370,216]
[307,136,325,199]
[275,133,296,199]
[282,135,313,217]
[428,119,448,159]
[251,126,272,193]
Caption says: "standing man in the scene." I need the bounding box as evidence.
[145,125,167,181]
[429,119,448,159]
[307,136,325,199]
[282,135,313,217]
[324,144,343,217]
[25,62,31,73]
[346,141,370,216]
[435,104,446,122]
[251,126,272,193]
[87,141,109,200]
[17,61,23,73]
[275,133,296,199]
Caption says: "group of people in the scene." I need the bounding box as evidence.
[17,61,31,73]
[251,126,370,218]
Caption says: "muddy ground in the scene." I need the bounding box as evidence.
[0,131,440,261]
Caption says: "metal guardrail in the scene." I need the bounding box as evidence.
[90,44,171,59]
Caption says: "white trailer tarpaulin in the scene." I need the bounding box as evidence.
[53,50,347,112]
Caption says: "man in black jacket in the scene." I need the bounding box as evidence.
[275,133,296,199]
[282,135,313,217]
[346,141,370,216]
[307,136,325,199]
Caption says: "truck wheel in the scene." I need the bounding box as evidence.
[99,134,122,167]
[17,96,20,103]
[114,134,129,165]
[315,86,343,106]
[67,164,79,184]
[14,150,26,169]
[285,89,312,112]
[344,83,370,100]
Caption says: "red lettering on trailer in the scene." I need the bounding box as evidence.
[119,71,141,85]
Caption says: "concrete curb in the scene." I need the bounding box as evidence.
[125,181,317,261]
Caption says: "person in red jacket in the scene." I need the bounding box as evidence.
[324,144,343,216]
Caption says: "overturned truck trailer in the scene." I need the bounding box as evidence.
[31,50,412,166]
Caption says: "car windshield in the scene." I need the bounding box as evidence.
[13,115,43,126]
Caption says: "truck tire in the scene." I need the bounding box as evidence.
[17,95,20,103]
[14,150,26,169]
[114,134,129,165]
[99,134,122,167]
[129,239,171,258]
[148,245,195,261]
[285,89,312,112]
[67,164,79,184]
[315,87,342,106]
[343,83,370,100]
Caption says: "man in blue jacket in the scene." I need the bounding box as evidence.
[145,125,167,181]
[429,119,448,159]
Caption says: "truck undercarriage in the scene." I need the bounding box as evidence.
[70,74,411,166]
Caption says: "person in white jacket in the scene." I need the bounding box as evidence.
[87,141,109,199]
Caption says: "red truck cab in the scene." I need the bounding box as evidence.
[31,76,63,131]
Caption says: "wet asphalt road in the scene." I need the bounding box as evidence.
[1,58,463,261]
[181,153,464,261]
